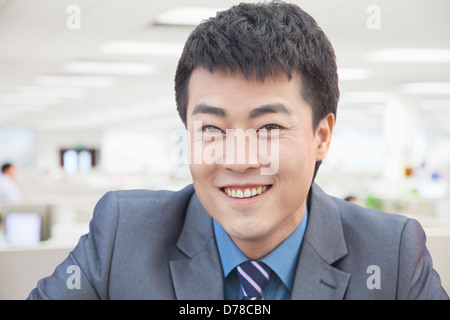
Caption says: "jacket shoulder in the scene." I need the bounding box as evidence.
[331,196,409,235]
[330,195,448,299]
[27,185,197,300]
[89,183,196,260]
[98,184,195,221]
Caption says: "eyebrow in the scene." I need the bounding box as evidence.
[191,104,227,117]
[190,103,292,118]
[248,103,292,118]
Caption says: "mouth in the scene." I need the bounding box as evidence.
[221,185,272,199]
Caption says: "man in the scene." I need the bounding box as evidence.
[0,163,21,203]
[28,1,448,299]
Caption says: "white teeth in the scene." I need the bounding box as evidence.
[224,186,270,199]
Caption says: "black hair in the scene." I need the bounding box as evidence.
[174,1,339,130]
[1,163,12,173]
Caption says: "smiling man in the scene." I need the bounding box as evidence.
[28,1,448,300]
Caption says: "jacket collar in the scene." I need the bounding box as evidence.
[169,191,224,299]
[290,183,350,299]
[170,183,350,300]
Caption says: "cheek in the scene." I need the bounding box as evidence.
[189,162,223,209]
[189,163,213,185]
[278,135,316,166]
[189,164,215,212]
[276,137,317,184]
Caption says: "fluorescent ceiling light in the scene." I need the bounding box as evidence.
[63,61,158,75]
[35,75,116,88]
[340,92,391,103]
[367,48,450,63]
[401,82,450,94]
[154,6,225,26]
[99,41,184,56]
[16,86,86,98]
[0,94,60,106]
[0,105,47,112]
[419,99,450,110]
[338,68,372,81]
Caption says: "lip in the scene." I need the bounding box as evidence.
[220,184,272,205]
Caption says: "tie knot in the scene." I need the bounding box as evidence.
[237,260,272,300]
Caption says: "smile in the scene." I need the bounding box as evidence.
[222,185,272,199]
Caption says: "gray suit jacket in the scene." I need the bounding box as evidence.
[28,183,448,299]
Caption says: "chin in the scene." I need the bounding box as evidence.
[223,217,271,241]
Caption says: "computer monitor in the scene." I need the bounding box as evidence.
[0,204,51,245]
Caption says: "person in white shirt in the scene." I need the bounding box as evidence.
[0,163,21,203]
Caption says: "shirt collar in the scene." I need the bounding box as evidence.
[213,206,308,291]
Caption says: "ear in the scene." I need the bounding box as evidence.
[315,113,335,161]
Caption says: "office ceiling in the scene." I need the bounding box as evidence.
[0,0,449,133]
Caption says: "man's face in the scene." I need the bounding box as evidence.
[186,67,333,258]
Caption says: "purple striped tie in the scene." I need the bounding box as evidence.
[237,260,272,300]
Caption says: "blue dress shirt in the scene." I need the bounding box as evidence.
[213,206,308,300]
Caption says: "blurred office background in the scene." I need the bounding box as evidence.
[0,0,449,299]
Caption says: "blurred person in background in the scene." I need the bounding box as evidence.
[344,195,363,206]
[0,163,21,203]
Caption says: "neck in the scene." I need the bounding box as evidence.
[231,210,304,260]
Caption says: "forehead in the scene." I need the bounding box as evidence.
[187,68,303,110]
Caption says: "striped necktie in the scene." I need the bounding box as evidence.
[237,260,272,300]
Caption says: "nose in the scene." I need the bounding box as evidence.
[221,130,262,173]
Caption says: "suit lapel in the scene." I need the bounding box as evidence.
[290,183,350,299]
[169,193,224,300]
[169,183,350,300]
[290,241,350,299]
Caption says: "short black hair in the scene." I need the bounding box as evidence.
[174,1,339,130]
[1,163,13,173]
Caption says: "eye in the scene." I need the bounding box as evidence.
[202,125,224,134]
[258,124,283,132]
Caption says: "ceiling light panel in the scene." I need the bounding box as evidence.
[401,82,450,94]
[35,75,116,88]
[419,99,450,110]
[17,86,87,98]
[340,91,392,103]
[367,48,450,63]
[0,94,60,106]
[154,6,226,26]
[99,41,184,56]
[63,61,158,75]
